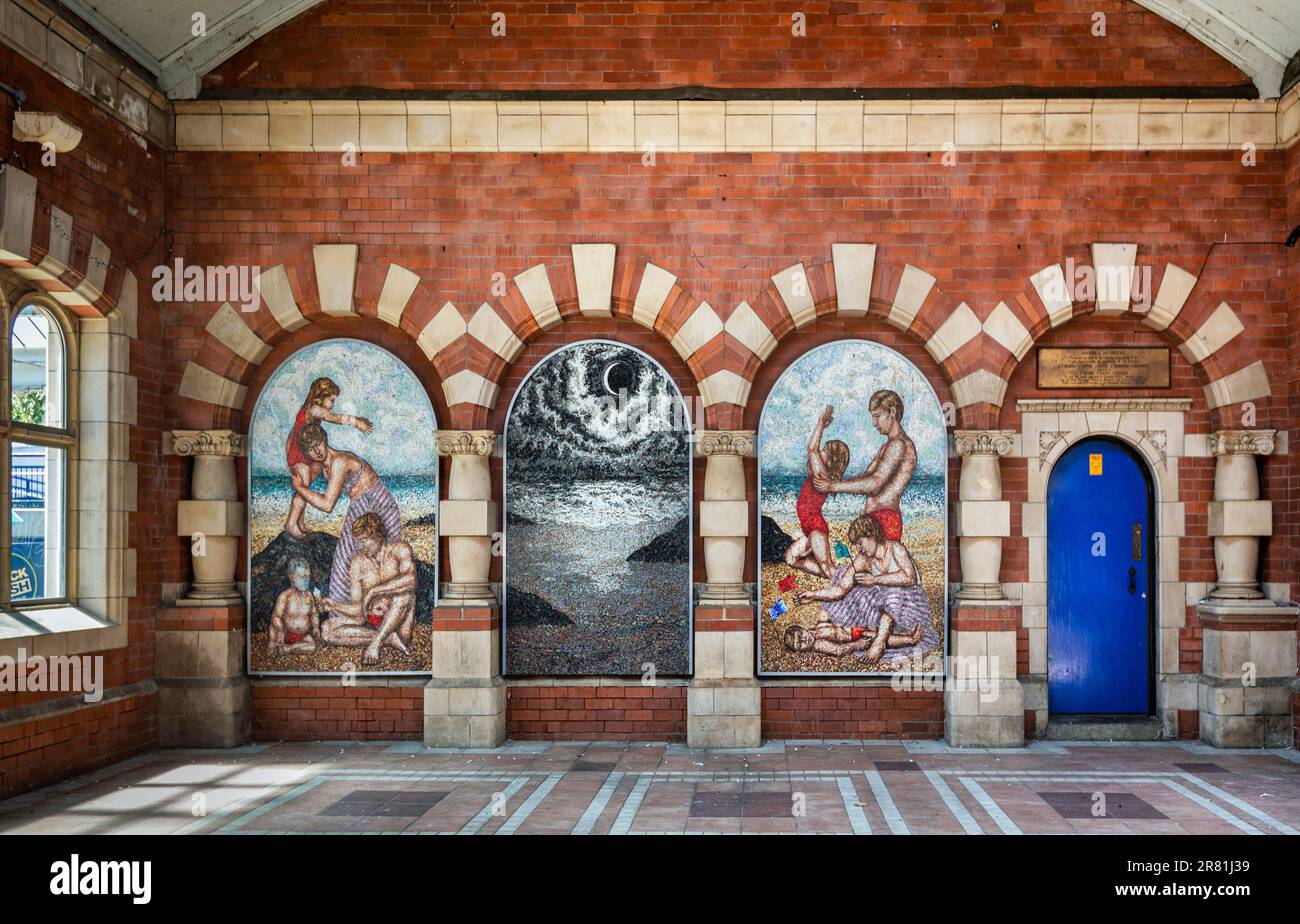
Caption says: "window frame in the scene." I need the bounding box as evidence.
[2,290,78,611]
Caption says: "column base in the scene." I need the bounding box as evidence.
[954,584,1009,604]
[157,677,251,747]
[1198,678,1294,747]
[687,679,761,748]
[176,585,243,606]
[945,679,1025,748]
[156,604,250,747]
[424,677,506,747]
[439,582,498,605]
[696,582,752,607]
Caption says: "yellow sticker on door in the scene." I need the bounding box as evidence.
[1089,453,1103,475]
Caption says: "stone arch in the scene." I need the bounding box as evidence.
[439,246,714,428]
[177,244,461,429]
[0,165,130,320]
[700,244,981,430]
[991,246,1276,427]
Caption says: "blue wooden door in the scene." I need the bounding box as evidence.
[1047,439,1151,714]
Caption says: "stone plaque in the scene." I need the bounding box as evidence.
[1037,347,1170,389]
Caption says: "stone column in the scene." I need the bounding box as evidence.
[170,428,245,603]
[1206,430,1273,601]
[436,430,498,603]
[946,430,1023,747]
[424,430,505,747]
[158,429,250,746]
[696,431,753,604]
[953,430,1015,603]
[1197,429,1298,747]
[170,429,245,605]
[688,431,760,748]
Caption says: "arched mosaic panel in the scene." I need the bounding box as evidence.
[504,341,692,676]
[247,338,438,676]
[759,340,948,676]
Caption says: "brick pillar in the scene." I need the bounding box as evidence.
[688,431,760,747]
[947,430,1024,747]
[424,430,505,747]
[159,430,250,746]
[1197,430,1298,747]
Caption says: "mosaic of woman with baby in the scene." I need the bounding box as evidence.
[780,390,937,665]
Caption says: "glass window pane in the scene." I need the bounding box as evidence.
[11,305,65,428]
[10,442,65,601]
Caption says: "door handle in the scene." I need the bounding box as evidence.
[1128,566,1136,595]
[1131,523,1142,560]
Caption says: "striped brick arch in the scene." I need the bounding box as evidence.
[177,240,1273,432]
[177,241,989,430]
[175,243,717,429]
[0,165,130,319]
[987,243,1274,424]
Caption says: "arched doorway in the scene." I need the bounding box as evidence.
[1047,437,1154,715]
[503,340,692,677]
[246,338,438,676]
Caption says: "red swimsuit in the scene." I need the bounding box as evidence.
[796,480,830,535]
[285,405,311,469]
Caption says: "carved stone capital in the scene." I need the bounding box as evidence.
[953,429,1016,457]
[1209,429,1276,457]
[435,430,496,456]
[169,429,246,457]
[694,430,756,458]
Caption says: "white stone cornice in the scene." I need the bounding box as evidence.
[173,96,1290,154]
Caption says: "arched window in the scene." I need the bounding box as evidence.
[246,338,438,676]
[757,340,948,677]
[503,340,693,677]
[4,298,72,605]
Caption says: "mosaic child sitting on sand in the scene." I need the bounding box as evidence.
[266,558,323,656]
[789,513,933,664]
[320,512,416,664]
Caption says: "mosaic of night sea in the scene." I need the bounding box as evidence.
[505,342,692,676]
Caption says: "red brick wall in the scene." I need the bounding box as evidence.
[507,685,687,739]
[251,684,425,740]
[162,143,1292,741]
[0,49,166,796]
[762,686,944,738]
[205,0,1249,94]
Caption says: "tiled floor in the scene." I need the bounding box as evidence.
[2,739,1298,835]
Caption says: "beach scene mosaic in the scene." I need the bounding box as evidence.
[759,341,947,676]
[247,339,437,675]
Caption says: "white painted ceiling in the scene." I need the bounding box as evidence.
[56,0,1300,99]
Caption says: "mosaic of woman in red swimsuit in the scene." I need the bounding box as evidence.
[283,377,373,539]
[785,405,851,579]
